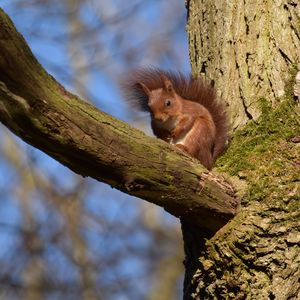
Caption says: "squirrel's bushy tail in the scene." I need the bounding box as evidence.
[122,67,229,160]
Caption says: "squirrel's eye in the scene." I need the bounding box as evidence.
[165,99,172,107]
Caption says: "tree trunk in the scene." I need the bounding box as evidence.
[184,1,300,299]
[187,0,300,128]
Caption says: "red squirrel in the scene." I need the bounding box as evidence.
[122,68,229,170]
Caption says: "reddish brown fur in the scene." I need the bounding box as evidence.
[121,67,229,169]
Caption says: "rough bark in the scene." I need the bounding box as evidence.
[187,0,300,128]
[185,1,300,299]
[0,8,239,231]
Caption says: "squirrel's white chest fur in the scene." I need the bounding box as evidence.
[155,117,191,146]
[170,129,193,146]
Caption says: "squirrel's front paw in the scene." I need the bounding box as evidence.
[175,143,188,153]
[171,129,179,139]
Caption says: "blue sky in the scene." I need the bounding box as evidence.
[0,2,189,298]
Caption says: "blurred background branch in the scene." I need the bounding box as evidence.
[0,0,188,299]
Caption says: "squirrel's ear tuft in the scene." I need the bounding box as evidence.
[162,75,175,96]
[136,82,151,96]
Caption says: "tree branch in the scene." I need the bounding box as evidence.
[0,8,239,231]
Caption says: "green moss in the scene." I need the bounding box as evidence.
[258,98,271,115]
[217,96,299,208]
[284,65,298,97]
